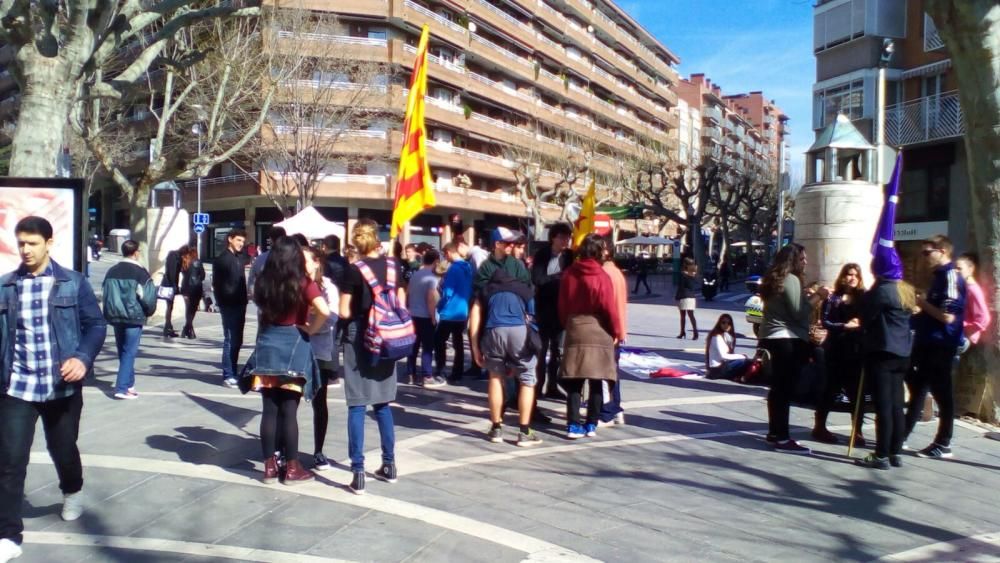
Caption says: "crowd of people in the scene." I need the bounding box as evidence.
[0,213,991,562]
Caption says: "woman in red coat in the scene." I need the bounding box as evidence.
[558,233,624,440]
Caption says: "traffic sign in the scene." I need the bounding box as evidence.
[193,212,210,225]
[193,224,206,234]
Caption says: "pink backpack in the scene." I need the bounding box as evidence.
[354,258,415,364]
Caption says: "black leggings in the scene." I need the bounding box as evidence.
[563,379,603,425]
[868,352,908,458]
[904,344,956,447]
[817,344,864,431]
[260,388,301,460]
[761,338,810,441]
[183,291,202,332]
[312,362,336,454]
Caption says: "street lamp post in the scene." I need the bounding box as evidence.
[193,123,203,256]
[876,38,895,182]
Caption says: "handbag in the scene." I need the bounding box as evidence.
[157,285,175,300]
[808,324,828,346]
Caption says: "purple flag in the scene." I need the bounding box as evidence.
[871,153,904,280]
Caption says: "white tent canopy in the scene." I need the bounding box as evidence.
[616,235,674,246]
[274,205,345,243]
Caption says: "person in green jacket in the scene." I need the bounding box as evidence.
[102,240,157,400]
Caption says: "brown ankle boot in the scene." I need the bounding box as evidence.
[262,456,279,484]
[283,459,314,485]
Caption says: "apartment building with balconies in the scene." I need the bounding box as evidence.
[188,0,682,250]
[812,0,969,278]
[676,74,788,181]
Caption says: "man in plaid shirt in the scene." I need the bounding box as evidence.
[0,217,106,563]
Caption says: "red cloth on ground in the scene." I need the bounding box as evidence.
[650,366,696,378]
[272,278,323,326]
[558,258,623,340]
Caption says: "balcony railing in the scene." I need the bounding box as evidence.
[885,90,965,146]
[404,0,467,35]
[181,173,256,189]
[470,34,531,66]
[468,72,534,102]
[473,0,533,34]
[924,13,945,51]
[277,31,387,46]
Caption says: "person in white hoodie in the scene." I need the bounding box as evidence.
[704,314,749,380]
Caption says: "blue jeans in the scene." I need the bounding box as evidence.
[219,304,247,379]
[113,324,143,393]
[406,317,435,378]
[600,346,624,421]
[347,403,395,472]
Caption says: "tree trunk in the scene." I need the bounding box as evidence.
[926,1,1000,421]
[8,53,76,177]
[129,184,153,255]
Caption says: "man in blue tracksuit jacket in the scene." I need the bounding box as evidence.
[904,234,966,459]
[435,241,473,382]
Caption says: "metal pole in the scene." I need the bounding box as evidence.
[876,65,886,183]
[196,134,203,257]
[775,139,785,247]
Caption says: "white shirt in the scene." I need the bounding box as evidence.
[708,333,745,368]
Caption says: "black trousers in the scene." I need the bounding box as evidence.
[563,379,603,425]
[536,328,562,393]
[434,320,467,379]
[163,294,177,331]
[183,290,203,333]
[260,388,301,460]
[761,338,810,441]
[0,392,84,545]
[633,274,651,293]
[904,344,957,447]
[867,352,909,458]
[818,344,865,431]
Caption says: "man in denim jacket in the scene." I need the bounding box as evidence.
[0,217,106,562]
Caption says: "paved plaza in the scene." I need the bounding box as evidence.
[14,258,1000,562]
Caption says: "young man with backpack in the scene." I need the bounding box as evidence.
[469,228,543,447]
[102,240,158,400]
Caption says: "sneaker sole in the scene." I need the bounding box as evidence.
[350,487,366,495]
[488,436,504,443]
[376,475,398,484]
[517,440,543,448]
[314,465,332,472]
[61,511,83,521]
[916,452,954,459]
[566,434,584,440]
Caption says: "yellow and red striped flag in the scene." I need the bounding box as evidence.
[572,177,597,248]
[390,25,436,239]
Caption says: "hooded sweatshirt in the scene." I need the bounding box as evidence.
[557,258,623,340]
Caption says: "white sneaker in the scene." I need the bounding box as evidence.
[0,539,21,562]
[62,491,84,521]
[222,378,239,388]
[113,392,137,400]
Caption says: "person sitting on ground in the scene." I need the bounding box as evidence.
[704,314,749,380]
[557,234,623,440]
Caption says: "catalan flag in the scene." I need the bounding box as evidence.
[390,25,436,239]
[572,177,597,248]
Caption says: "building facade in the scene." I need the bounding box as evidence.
[169,0,681,255]
[676,74,789,179]
[812,0,968,282]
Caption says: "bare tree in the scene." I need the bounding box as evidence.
[72,11,294,243]
[250,13,395,217]
[0,0,258,179]
[924,2,1000,420]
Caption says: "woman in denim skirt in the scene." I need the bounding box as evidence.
[337,219,403,495]
[242,237,330,485]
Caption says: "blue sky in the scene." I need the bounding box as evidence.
[622,0,815,180]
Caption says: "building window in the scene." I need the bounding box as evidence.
[899,164,950,222]
[814,79,864,128]
[813,0,865,52]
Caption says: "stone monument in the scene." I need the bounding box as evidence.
[794,115,884,286]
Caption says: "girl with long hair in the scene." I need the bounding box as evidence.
[179,247,205,339]
[759,243,829,454]
[813,263,866,444]
[704,314,749,380]
[338,219,402,495]
[675,257,700,340]
[303,247,339,472]
[243,237,330,485]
